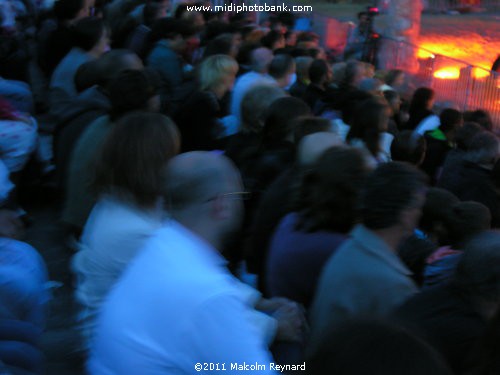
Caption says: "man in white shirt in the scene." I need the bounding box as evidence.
[88,152,278,375]
[230,47,275,123]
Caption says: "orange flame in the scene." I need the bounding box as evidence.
[418,34,499,80]
[434,68,460,79]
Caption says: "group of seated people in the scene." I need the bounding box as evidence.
[0,0,499,374]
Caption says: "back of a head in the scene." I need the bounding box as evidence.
[161,152,239,212]
[454,231,500,305]
[362,162,428,230]
[150,17,193,42]
[93,111,180,207]
[307,319,452,375]
[78,49,143,90]
[203,33,234,59]
[455,122,483,150]
[391,131,426,166]
[268,53,295,80]
[470,109,493,131]
[108,68,161,121]
[298,131,342,167]
[340,90,373,125]
[308,59,328,85]
[262,96,311,144]
[341,60,363,88]
[409,87,434,116]
[444,201,491,248]
[296,145,369,233]
[240,84,286,133]
[250,47,273,73]
[465,131,500,166]
[439,108,463,133]
[419,187,460,235]
[293,117,331,145]
[295,56,314,81]
[261,30,284,50]
[72,16,106,51]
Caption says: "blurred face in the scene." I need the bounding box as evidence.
[393,72,405,87]
[427,96,435,110]
[274,35,286,50]
[286,32,297,47]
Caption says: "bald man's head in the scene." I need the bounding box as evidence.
[162,151,242,212]
[251,47,274,73]
[298,131,342,167]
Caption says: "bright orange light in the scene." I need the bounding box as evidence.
[418,34,500,80]
[472,68,490,79]
[417,49,434,59]
[434,68,460,79]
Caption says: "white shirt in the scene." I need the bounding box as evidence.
[72,196,163,349]
[230,71,276,124]
[88,220,275,375]
[415,114,440,135]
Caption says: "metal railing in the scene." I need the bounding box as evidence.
[381,37,500,126]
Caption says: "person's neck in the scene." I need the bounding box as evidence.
[370,226,405,253]
[173,212,221,250]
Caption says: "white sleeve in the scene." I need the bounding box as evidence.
[184,294,276,374]
[415,115,440,135]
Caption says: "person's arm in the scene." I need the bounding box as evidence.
[185,294,276,374]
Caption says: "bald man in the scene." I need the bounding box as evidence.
[230,47,277,123]
[88,152,276,375]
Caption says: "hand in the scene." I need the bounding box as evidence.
[272,302,305,343]
[0,209,24,239]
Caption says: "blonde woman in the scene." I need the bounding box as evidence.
[175,54,238,151]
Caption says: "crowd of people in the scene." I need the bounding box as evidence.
[0,0,499,374]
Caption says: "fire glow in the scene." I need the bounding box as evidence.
[417,34,499,80]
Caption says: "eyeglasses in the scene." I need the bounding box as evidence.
[205,192,252,202]
[222,191,252,200]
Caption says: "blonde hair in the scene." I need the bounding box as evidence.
[199,54,238,91]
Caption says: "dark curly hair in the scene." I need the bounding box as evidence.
[294,146,369,233]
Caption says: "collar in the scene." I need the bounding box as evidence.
[351,224,413,276]
[428,128,447,141]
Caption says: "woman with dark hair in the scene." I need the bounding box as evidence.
[346,97,392,166]
[247,96,311,195]
[49,17,110,115]
[63,68,162,233]
[406,87,438,131]
[72,111,180,352]
[266,146,369,307]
